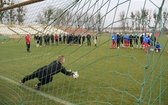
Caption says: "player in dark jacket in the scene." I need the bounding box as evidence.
[20,55,78,90]
[50,34,54,45]
[134,34,139,49]
[117,33,120,49]
[129,34,133,49]
[86,34,91,46]
[82,35,85,44]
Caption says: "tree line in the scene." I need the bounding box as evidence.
[0,0,103,33]
[35,6,102,33]
[119,8,168,31]
[0,0,167,32]
[0,0,25,25]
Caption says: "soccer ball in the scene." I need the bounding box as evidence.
[73,72,79,79]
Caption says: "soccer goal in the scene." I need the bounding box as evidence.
[0,0,167,105]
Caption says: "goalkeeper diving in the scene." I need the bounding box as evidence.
[20,55,79,90]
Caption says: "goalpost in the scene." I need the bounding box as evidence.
[0,0,167,105]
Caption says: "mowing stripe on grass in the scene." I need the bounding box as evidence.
[0,76,74,105]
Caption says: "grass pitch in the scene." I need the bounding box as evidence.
[0,35,168,105]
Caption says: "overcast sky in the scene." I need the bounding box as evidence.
[14,0,168,27]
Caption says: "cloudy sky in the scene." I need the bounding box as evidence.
[14,0,168,27]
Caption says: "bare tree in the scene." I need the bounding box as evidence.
[90,15,96,32]
[36,13,45,24]
[153,9,162,31]
[76,14,82,28]
[0,0,7,23]
[45,7,54,24]
[96,12,102,33]
[64,10,72,27]
[83,13,93,30]
[135,11,141,30]
[130,11,135,31]
[141,9,148,31]
[36,6,54,25]
[60,9,66,26]
[126,20,129,30]
[0,0,26,25]
[119,11,125,30]
[16,6,26,25]
[163,9,168,30]
[153,10,157,22]
[83,13,89,29]
[53,8,65,26]
[147,9,152,31]
[153,9,158,29]
[4,0,17,24]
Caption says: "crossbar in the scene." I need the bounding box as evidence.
[0,0,44,12]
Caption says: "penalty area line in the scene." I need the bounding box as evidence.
[0,76,74,105]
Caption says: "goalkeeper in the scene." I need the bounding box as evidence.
[20,55,78,90]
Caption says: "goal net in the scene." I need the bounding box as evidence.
[0,0,167,105]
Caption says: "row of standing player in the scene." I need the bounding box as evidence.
[26,33,161,53]
[110,33,161,53]
[34,33,98,47]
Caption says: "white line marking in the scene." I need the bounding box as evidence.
[0,76,74,105]
[0,52,47,63]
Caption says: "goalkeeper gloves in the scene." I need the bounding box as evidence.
[72,71,79,79]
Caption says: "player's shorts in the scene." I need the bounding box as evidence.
[142,41,145,45]
[144,43,149,47]
[124,40,129,45]
[112,41,116,45]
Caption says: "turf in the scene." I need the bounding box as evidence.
[0,34,168,105]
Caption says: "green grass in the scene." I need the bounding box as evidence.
[0,35,168,105]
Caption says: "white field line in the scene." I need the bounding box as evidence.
[0,76,74,105]
[0,52,48,63]
[0,55,39,63]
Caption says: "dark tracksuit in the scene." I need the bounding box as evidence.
[86,34,91,46]
[82,36,85,44]
[117,35,120,47]
[21,60,73,87]
[129,35,133,47]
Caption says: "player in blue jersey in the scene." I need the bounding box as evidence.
[110,32,117,49]
[123,33,129,48]
[155,42,161,52]
[143,35,150,52]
